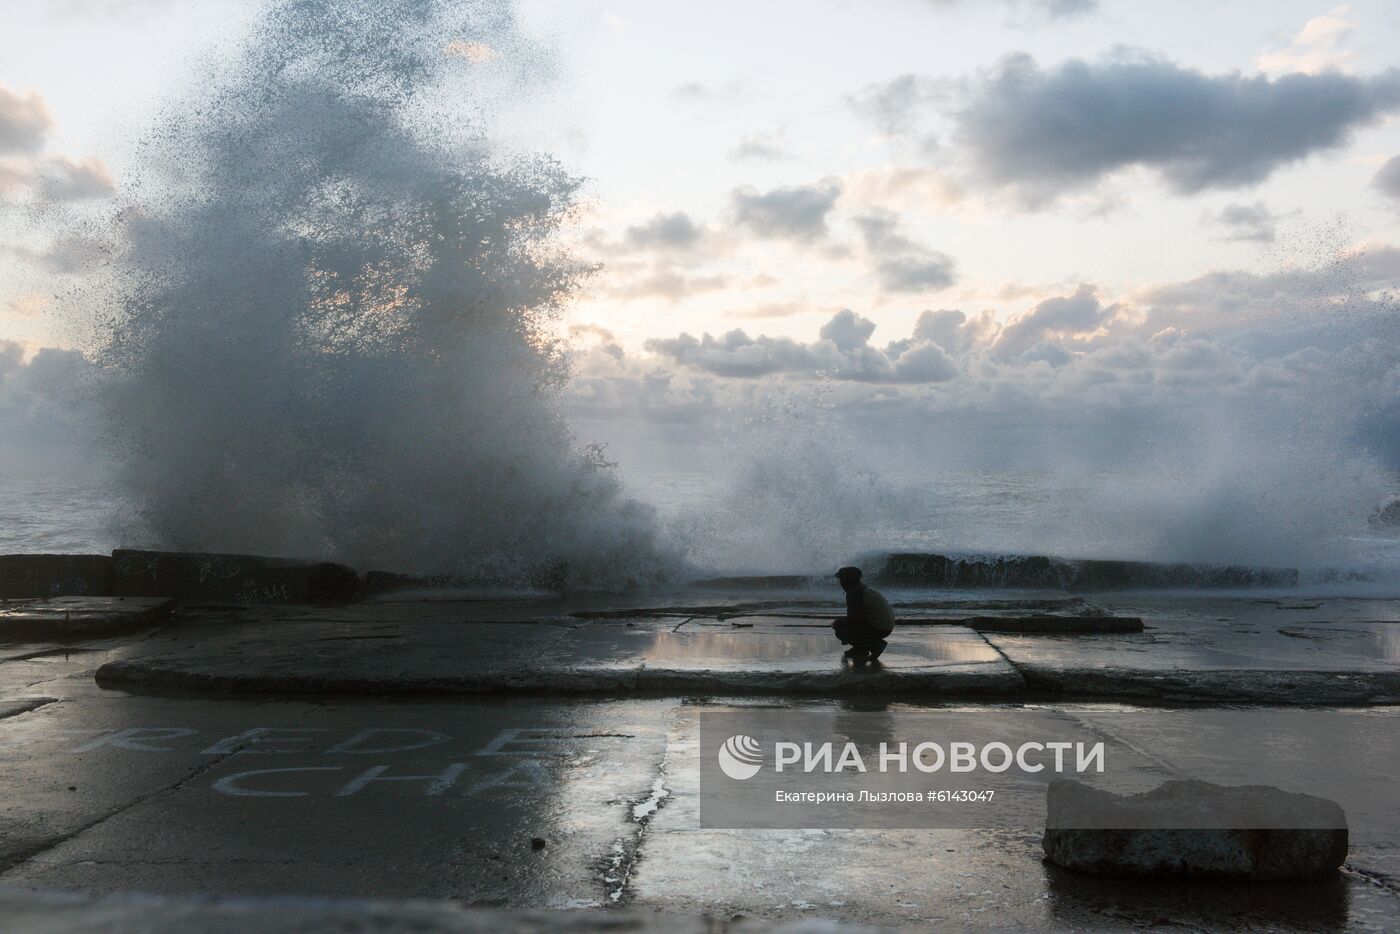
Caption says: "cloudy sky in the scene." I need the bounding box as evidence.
[3,0,1400,563]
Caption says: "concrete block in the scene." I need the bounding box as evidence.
[112,550,359,604]
[0,554,113,599]
[1043,778,1347,881]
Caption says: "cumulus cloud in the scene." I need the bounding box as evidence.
[919,0,1097,22]
[1204,201,1286,243]
[848,74,945,145]
[989,285,1115,360]
[894,308,998,358]
[819,308,876,351]
[609,265,727,303]
[1036,0,1096,16]
[622,211,705,252]
[646,329,833,379]
[588,211,729,304]
[855,208,956,292]
[0,85,53,153]
[730,178,842,242]
[670,81,740,103]
[729,132,791,162]
[567,323,624,360]
[0,341,102,453]
[645,308,958,383]
[1135,245,1400,333]
[1374,155,1400,203]
[1256,5,1358,77]
[951,53,1400,202]
[0,87,114,207]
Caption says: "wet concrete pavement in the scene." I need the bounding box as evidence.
[87,591,1400,703]
[2,618,1400,931]
[0,598,175,640]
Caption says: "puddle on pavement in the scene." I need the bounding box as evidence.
[637,631,1000,667]
[1274,625,1400,663]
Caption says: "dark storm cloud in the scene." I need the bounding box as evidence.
[855,209,956,293]
[1205,202,1285,243]
[956,54,1400,200]
[730,179,842,243]
[1374,156,1400,203]
[0,86,52,154]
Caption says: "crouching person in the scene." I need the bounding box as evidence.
[832,566,894,664]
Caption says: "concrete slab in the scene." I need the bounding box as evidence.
[704,610,1143,634]
[988,616,1400,703]
[0,598,176,641]
[93,618,1026,698]
[80,592,1400,703]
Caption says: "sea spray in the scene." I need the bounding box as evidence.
[91,0,679,587]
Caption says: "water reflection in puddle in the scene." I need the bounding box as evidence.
[638,631,999,667]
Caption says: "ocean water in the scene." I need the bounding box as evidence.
[627,466,1400,580]
[0,468,124,555]
[5,461,1400,593]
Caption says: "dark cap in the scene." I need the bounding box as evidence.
[835,566,862,582]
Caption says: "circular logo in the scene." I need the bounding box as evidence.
[717,734,763,780]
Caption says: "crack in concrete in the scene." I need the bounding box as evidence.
[1343,863,1400,899]
[1050,709,1184,780]
[0,702,328,876]
[600,752,671,906]
[0,697,58,721]
[969,630,1029,689]
[0,751,240,875]
[6,647,99,662]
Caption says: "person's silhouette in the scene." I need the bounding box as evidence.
[831,566,895,665]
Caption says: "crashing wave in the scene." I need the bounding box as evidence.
[90,0,679,589]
